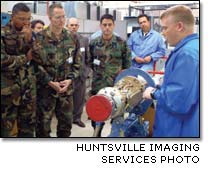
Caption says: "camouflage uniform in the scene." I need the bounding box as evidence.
[89,34,131,134]
[89,35,131,94]
[32,27,81,137]
[1,23,36,137]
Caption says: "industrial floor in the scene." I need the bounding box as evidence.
[50,107,112,137]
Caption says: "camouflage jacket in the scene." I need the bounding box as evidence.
[32,27,81,86]
[1,23,34,92]
[89,34,131,94]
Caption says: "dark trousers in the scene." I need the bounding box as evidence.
[73,78,86,122]
[91,121,105,137]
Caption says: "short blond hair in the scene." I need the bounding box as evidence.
[48,3,63,17]
[161,5,195,27]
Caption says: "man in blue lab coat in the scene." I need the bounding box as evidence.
[143,5,199,137]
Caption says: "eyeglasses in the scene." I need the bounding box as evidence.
[16,16,33,22]
[53,15,66,20]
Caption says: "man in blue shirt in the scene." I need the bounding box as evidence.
[127,14,166,71]
[143,5,199,137]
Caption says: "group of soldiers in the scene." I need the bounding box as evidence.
[1,3,132,137]
[1,3,199,137]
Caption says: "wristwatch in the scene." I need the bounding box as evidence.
[150,88,156,100]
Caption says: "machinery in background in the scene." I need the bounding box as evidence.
[1,12,11,26]
[86,68,155,137]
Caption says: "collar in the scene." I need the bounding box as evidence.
[97,34,117,45]
[173,33,199,52]
[138,28,153,38]
[45,26,67,41]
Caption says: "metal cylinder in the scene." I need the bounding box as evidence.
[86,75,147,122]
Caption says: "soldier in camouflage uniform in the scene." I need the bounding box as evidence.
[32,4,81,137]
[1,3,36,137]
[89,14,131,137]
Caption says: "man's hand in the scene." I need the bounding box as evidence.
[116,69,124,75]
[59,79,72,93]
[134,56,145,63]
[22,24,32,42]
[143,87,155,100]
[48,81,61,93]
[143,56,152,63]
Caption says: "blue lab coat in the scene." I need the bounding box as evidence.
[153,33,199,137]
[127,29,166,71]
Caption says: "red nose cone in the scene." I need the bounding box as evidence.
[86,95,112,122]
